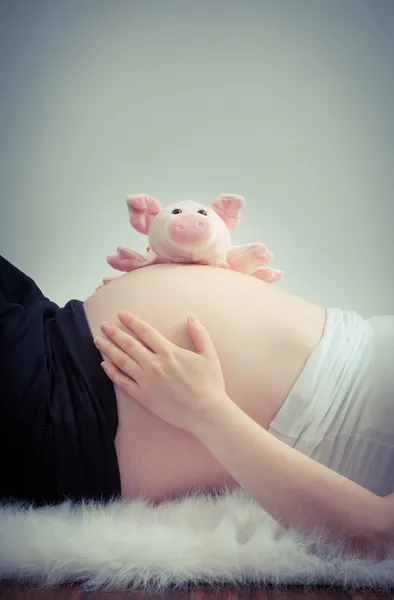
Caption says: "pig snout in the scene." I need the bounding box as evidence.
[168,213,210,245]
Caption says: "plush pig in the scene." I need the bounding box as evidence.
[103,194,283,285]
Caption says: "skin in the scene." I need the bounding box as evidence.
[96,315,394,560]
[84,263,326,500]
[83,263,393,557]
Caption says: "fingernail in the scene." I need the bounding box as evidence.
[188,314,197,323]
[94,336,102,345]
[101,361,110,372]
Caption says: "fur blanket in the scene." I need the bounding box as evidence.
[0,488,393,592]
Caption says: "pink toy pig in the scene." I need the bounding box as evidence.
[102,194,283,286]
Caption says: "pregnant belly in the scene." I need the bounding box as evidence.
[83,264,325,501]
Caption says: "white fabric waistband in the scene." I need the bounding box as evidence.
[268,307,372,442]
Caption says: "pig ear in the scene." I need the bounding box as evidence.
[126,194,162,234]
[211,194,245,231]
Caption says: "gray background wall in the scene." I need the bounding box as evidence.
[1,0,393,315]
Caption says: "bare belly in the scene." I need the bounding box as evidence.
[83,264,326,501]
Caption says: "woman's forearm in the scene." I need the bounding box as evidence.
[194,398,389,556]
[94,310,391,557]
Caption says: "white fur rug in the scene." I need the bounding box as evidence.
[0,487,393,593]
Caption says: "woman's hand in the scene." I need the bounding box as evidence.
[93,311,231,433]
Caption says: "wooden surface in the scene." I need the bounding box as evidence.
[0,583,393,600]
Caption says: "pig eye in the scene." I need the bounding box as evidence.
[197,209,207,216]
[172,208,182,215]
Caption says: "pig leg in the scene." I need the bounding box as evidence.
[226,243,273,274]
[252,266,283,283]
[107,245,169,272]
[107,246,153,272]
[226,243,283,282]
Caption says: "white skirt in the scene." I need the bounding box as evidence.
[268,307,394,497]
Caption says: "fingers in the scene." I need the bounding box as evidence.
[187,314,217,357]
[94,329,144,377]
[101,361,140,398]
[103,320,153,366]
[117,311,173,356]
